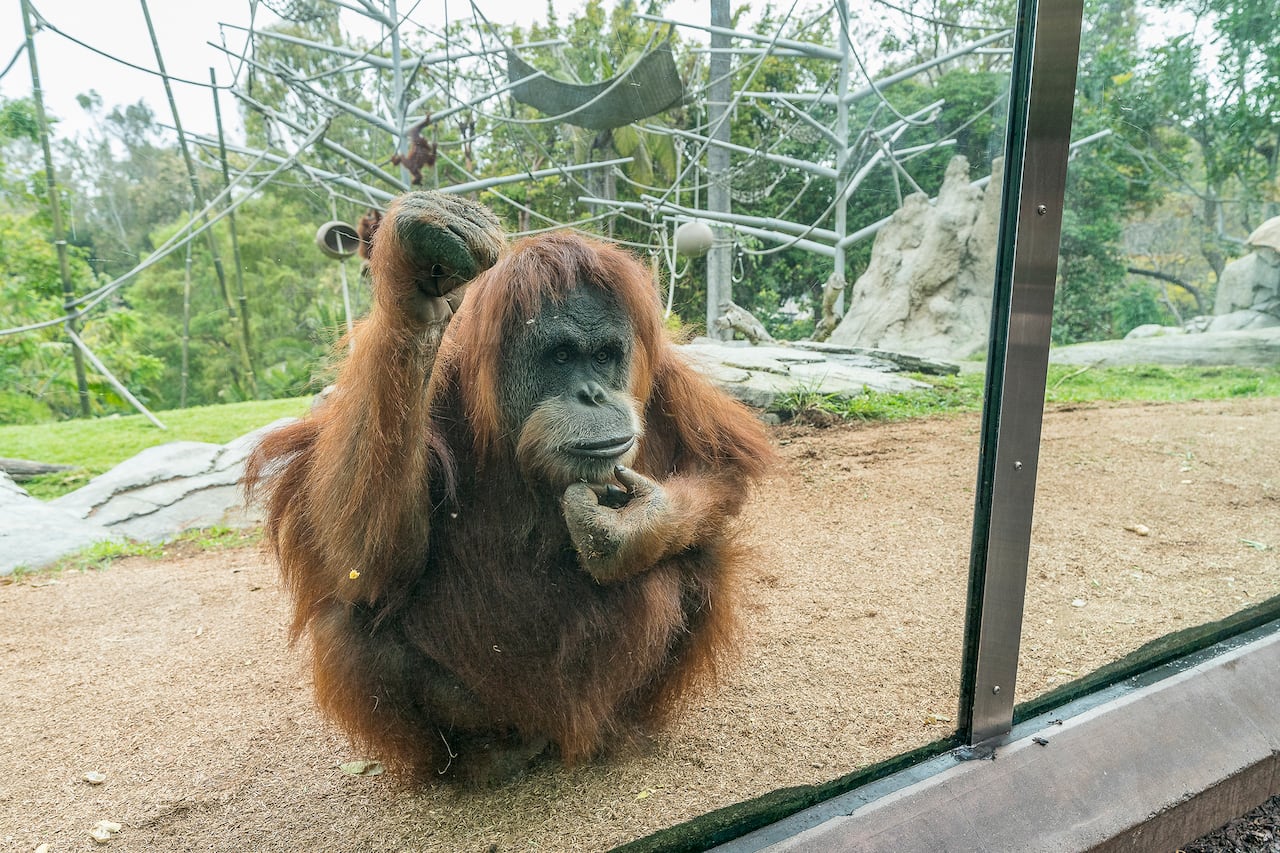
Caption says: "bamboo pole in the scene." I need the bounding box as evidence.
[211,67,255,390]
[181,201,193,409]
[20,0,91,416]
[138,0,255,397]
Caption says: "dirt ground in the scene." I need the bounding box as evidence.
[2,398,1278,853]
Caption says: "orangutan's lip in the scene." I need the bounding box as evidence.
[568,436,636,459]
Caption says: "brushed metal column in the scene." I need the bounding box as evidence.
[959,0,1085,745]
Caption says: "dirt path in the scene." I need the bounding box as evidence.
[3,399,1278,852]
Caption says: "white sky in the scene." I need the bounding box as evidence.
[3,0,715,141]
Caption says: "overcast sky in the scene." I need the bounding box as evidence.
[3,0,715,141]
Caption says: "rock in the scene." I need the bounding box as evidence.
[49,419,294,544]
[714,301,775,344]
[678,341,927,409]
[0,472,120,576]
[830,155,1002,359]
[1124,324,1185,340]
[1213,251,1280,317]
[1247,216,1280,251]
[1050,327,1280,367]
[1203,308,1280,333]
[1212,215,1280,323]
[789,341,961,375]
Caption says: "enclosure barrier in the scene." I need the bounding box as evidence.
[617,0,1280,848]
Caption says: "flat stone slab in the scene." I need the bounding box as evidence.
[679,341,929,409]
[46,419,293,547]
[1051,327,1280,367]
[0,473,121,576]
[789,341,962,376]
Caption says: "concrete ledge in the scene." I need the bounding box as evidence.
[728,628,1280,852]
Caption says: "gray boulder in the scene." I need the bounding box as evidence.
[1051,327,1280,367]
[0,472,121,576]
[1212,216,1280,322]
[1203,308,1280,333]
[50,419,292,544]
[830,155,1002,359]
[680,340,930,410]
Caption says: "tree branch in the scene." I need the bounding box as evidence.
[1126,266,1209,315]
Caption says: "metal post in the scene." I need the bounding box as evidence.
[21,0,91,416]
[67,331,165,429]
[706,0,733,339]
[181,202,193,408]
[833,0,850,315]
[388,0,410,186]
[959,0,1084,745]
[211,68,256,390]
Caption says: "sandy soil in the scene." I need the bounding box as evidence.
[2,398,1278,852]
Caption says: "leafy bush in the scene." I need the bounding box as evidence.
[0,390,53,425]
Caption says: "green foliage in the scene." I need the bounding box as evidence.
[21,467,94,501]
[1110,281,1171,333]
[0,390,53,425]
[172,525,262,550]
[772,373,986,423]
[50,539,165,573]
[58,96,191,279]
[128,192,358,408]
[0,98,39,144]
[0,210,115,418]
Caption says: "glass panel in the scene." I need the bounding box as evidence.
[1018,0,1280,713]
[0,2,1027,851]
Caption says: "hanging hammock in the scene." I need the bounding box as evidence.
[506,44,685,131]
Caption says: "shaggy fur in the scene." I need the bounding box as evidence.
[245,192,772,781]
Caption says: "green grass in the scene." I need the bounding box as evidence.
[7,526,264,580]
[4,365,1279,494]
[1042,363,1280,404]
[0,397,309,498]
[771,364,1280,424]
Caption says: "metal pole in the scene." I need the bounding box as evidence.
[139,0,254,399]
[181,201,193,408]
[388,0,410,185]
[959,0,1084,745]
[67,331,165,429]
[331,199,355,348]
[139,0,230,312]
[21,0,91,416]
[706,0,733,340]
[833,0,850,315]
[211,67,256,392]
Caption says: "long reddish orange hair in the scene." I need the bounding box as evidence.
[433,231,773,481]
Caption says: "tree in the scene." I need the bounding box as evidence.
[56,94,189,279]
[1052,0,1171,342]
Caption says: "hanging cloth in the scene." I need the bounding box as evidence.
[507,44,685,131]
